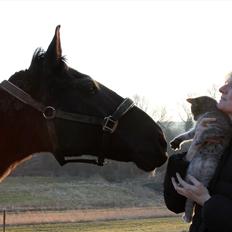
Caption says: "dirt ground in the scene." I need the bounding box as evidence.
[1,207,177,225]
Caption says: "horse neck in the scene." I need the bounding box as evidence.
[0,106,52,181]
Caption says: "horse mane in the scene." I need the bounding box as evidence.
[29,47,67,74]
[31,48,45,63]
[29,48,67,72]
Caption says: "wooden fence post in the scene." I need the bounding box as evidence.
[3,210,5,232]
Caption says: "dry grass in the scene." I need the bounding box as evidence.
[0,176,189,231]
[5,218,188,232]
[1,207,177,225]
[0,176,164,211]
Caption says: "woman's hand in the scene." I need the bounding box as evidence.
[171,173,211,206]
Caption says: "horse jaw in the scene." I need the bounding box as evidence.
[108,107,168,172]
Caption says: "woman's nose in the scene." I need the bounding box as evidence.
[219,84,227,93]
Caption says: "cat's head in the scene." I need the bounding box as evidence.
[187,96,218,120]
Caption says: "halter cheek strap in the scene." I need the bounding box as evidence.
[0,80,134,166]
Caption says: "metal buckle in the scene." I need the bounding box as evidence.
[103,116,118,133]
[43,106,56,119]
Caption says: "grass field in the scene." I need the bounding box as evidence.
[0,176,164,210]
[5,217,188,232]
[0,176,189,231]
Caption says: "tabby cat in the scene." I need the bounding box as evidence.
[170,96,232,223]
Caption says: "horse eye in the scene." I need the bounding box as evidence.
[74,78,98,94]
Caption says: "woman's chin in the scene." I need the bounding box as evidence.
[217,103,232,115]
[217,101,225,110]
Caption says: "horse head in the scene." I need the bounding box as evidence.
[0,26,167,181]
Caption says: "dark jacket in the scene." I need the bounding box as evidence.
[163,146,232,232]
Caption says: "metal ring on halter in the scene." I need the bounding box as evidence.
[43,106,56,119]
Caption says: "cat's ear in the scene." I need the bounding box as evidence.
[186,98,193,103]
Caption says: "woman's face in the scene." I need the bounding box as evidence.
[218,76,232,116]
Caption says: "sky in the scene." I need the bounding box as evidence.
[0,0,232,121]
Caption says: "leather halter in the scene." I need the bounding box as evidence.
[0,80,135,166]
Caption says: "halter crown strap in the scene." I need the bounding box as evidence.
[0,80,103,125]
[0,80,44,112]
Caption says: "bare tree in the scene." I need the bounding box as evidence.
[132,94,172,127]
[207,84,219,99]
[132,94,149,112]
[151,106,173,132]
[179,102,194,131]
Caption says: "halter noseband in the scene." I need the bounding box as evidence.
[0,80,135,166]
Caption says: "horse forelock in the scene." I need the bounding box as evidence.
[29,48,66,72]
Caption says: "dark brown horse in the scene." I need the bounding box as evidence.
[0,26,167,182]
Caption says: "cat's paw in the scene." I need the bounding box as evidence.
[170,138,182,150]
[182,214,192,223]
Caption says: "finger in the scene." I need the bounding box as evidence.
[171,177,177,188]
[176,173,193,189]
[171,177,191,199]
[201,117,216,122]
[171,177,180,188]
[200,117,216,126]
[187,175,201,186]
[176,173,185,184]
[171,177,184,194]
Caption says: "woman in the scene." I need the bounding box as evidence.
[164,74,232,232]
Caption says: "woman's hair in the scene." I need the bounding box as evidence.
[225,72,232,82]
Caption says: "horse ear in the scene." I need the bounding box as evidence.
[45,25,62,67]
